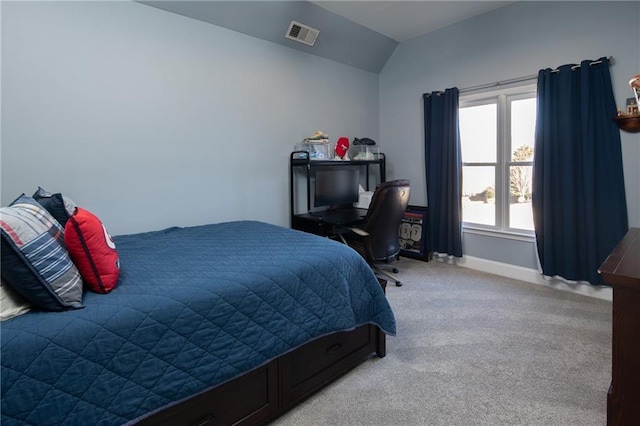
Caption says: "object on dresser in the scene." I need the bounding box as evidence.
[626,97,638,116]
[630,74,640,109]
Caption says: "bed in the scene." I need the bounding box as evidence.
[1,220,396,425]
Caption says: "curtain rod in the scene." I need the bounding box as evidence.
[458,56,614,94]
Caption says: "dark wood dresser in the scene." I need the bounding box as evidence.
[599,227,640,426]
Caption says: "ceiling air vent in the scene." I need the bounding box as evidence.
[285,20,319,47]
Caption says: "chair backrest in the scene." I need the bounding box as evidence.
[361,179,410,262]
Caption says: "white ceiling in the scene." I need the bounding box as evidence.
[310,1,516,42]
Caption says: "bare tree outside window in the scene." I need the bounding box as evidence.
[510,145,533,202]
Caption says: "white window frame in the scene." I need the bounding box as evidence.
[459,83,537,239]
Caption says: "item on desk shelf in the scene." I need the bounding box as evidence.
[304,142,332,160]
[293,142,308,159]
[296,132,329,160]
[300,130,332,160]
[353,147,376,160]
[294,143,332,160]
[356,185,374,209]
[335,136,350,161]
[352,137,377,160]
[303,130,329,143]
[352,137,376,146]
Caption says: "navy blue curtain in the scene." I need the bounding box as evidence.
[423,88,463,257]
[533,57,628,285]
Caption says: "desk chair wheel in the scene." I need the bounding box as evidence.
[395,281,402,287]
[392,267,399,273]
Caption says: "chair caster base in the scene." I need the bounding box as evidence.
[374,267,403,289]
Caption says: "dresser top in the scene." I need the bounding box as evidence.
[599,227,640,289]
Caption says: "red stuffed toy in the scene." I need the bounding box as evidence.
[335,137,350,160]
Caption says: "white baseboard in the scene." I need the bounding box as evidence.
[449,255,612,301]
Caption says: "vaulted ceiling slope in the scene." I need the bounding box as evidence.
[310,1,515,43]
[137,1,515,74]
[138,0,398,73]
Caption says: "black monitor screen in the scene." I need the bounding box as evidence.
[314,168,360,208]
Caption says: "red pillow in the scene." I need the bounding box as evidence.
[65,208,120,293]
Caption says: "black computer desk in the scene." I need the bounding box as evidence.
[291,208,368,237]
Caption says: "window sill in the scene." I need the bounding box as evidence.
[462,226,535,243]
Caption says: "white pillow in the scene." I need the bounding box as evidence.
[0,280,31,321]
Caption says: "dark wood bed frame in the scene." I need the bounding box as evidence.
[135,281,388,426]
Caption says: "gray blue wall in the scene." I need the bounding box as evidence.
[1,1,379,235]
[380,1,640,269]
[2,1,638,273]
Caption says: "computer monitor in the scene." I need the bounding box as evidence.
[314,168,360,208]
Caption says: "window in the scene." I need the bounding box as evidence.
[459,85,536,234]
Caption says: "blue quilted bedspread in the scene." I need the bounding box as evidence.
[1,221,395,425]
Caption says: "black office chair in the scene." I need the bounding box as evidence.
[335,179,410,286]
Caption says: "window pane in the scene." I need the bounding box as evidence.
[511,98,536,162]
[509,165,533,230]
[460,104,497,162]
[462,166,495,226]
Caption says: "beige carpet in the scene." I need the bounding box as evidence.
[274,258,612,425]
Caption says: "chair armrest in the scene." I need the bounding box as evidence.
[349,227,369,237]
[330,226,369,245]
[333,226,369,237]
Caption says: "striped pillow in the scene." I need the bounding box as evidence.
[0,195,83,311]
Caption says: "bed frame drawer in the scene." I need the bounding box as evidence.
[138,363,278,426]
[135,324,384,426]
[279,324,378,408]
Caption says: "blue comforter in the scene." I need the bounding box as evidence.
[1,221,395,425]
